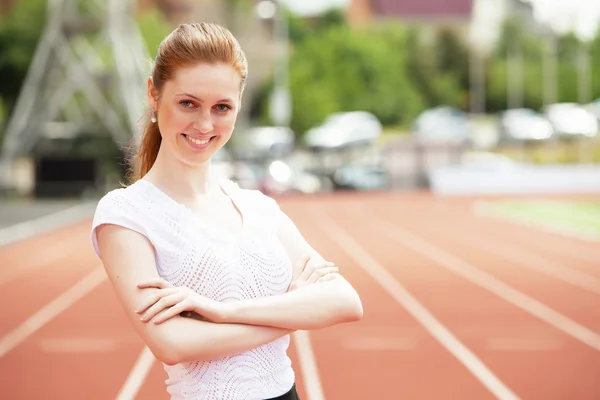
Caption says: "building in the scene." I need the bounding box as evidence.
[347,0,474,31]
[346,0,538,52]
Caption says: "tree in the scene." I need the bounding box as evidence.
[404,27,464,110]
[283,23,425,134]
[0,0,48,115]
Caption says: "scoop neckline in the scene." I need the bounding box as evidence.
[136,177,247,240]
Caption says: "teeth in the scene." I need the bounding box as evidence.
[186,135,210,145]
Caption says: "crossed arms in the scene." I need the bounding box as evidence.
[95,209,363,366]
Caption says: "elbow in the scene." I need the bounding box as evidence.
[145,330,192,366]
[158,352,181,367]
[332,282,363,324]
[148,340,183,366]
[325,277,364,324]
[342,290,363,322]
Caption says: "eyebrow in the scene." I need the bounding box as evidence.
[176,92,234,103]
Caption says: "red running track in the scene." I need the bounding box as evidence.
[0,192,599,399]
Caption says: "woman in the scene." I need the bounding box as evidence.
[90,22,363,400]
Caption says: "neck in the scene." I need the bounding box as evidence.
[144,146,219,201]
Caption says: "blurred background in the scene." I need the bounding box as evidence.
[1,2,600,399]
[0,0,599,208]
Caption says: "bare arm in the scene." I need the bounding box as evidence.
[226,276,362,330]
[222,208,363,330]
[96,223,293,366]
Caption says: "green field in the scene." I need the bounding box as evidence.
[476,199,600,240]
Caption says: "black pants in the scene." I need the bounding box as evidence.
[265,383,300,400]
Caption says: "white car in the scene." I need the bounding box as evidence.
[542,103,598,138]
[303,111,382,150]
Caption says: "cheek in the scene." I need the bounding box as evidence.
[215,113,237,130]
[161,108,190,134]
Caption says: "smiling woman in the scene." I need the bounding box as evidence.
[89,22,362,400]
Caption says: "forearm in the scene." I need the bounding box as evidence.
[226,276,363,330]
[151,316,293,365]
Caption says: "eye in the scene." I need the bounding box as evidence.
[179,100,195,108]
[215,104,232,112]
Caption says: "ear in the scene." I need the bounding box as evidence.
[147,77,158,111]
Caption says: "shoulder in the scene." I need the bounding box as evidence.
[93,182,145,220]
[90,182,153,258]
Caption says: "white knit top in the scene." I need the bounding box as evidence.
[90,178,295,399]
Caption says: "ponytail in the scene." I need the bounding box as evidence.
[124,112,162,185]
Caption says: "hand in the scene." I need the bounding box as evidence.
[289,253,339,291]
[135,278,231,324]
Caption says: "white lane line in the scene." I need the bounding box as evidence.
[427,224,600,295]
[292,330,325,400]
[0,267,106,358]
[0,202,95,247]
[367,212,600,352]
[116,346,156,400]
[314,209,519,400]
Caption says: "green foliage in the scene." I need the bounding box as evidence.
[0,0,48,112]
[287,8,346,44]
[404,27,464,109]
[136,7,172,59]
[436,28,470,89]
[269,15,478,135]
[283,22,425,135]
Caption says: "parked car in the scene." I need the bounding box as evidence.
[498,108,554,142]
[303,111,382,150]
[541,103,598,138]
[230,126,295,160]
[412,106,471,144]
[331,164,390,191]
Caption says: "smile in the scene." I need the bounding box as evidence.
[187,136,210,145]
[182,133,216,149]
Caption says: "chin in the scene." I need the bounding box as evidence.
[180,154,213,168]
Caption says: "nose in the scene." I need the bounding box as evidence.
[193,109,213,134]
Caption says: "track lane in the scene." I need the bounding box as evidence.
[378,198,600,330]
[3,192,600,399]
[281,199,501,400]
[0,278,144,400]
[333,197,600,399]
[0,220,98,338]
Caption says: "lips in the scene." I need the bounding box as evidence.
[182,133,216,149]
[185,135,211,145]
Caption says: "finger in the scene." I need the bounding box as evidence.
[152,300,190,324]
[300,260,335,280]
[299,257,323,281]
[135,288,177,314]
[137,278,172,290]
[307,266,339,283]
[317,273,339,283]
[140,293,183,322]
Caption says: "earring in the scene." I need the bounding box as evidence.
[151,110,157,123]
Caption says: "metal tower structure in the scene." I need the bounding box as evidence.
[0,0,150,188]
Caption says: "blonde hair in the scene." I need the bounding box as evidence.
[126,22,248,183]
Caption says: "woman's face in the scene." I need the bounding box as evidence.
[148,62,242,167]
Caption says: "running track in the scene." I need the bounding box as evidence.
[0,192,599,399]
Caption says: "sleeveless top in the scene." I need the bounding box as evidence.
[90,178,295,399]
